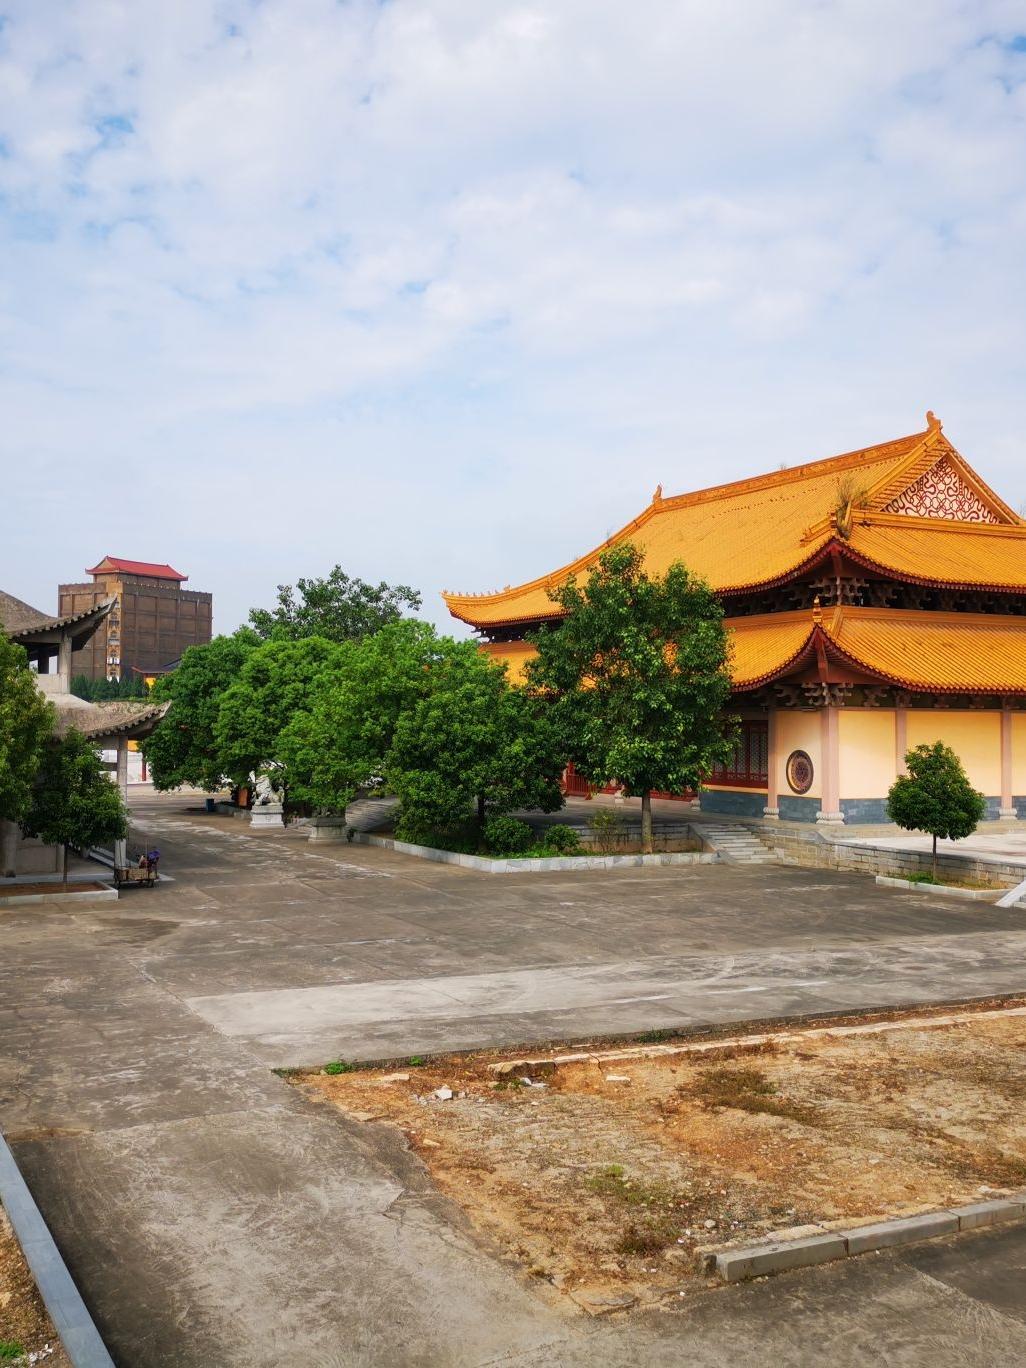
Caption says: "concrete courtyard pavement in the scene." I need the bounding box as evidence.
[4,790,1026,1365]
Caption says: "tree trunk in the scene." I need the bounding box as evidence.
[62,844,69,886]
[932,833,938,884]
[640,790,653,855]
[476,794,486,829]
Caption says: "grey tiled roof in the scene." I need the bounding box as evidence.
[1,591,115,641]
[53,697,170,742]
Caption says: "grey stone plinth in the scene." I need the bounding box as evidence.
[249,805,284,829]
[308,816,349,843]
[843,1211,958,1254]
[714,1232,846,1282]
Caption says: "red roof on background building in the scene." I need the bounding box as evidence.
[87,556,187,582]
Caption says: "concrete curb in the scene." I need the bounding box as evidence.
[0,1130,115,1367]
[874,874,1003,902]
[347,832,718,873]
[0,887,118,908]
[709,1195,1026,1283]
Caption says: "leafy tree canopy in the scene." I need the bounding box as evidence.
[387,644,563,843]
[887,741,987,879]
[278,619,442,812]
[22,729,127,880]
[248,566,421,644]
[214,636,348,800]
[143,630,260,791]
[0,635,54,827]
[526,543,734,852]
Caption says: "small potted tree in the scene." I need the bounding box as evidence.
[886,741,986,883]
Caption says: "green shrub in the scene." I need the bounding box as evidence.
[542,824,582,855]
[588,808,626,853]
[483,815,535,855]
[323,1060,354,1075]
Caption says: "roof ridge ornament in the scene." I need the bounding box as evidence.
[926,410,942,433]
[652,483,663,504]
[812,595,823,626]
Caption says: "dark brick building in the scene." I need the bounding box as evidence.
[59,556,213,680]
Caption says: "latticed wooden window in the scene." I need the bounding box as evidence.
[709,720,769,788]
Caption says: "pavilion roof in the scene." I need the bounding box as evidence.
[1,591,114,645]
[483,606,1026,696]
[87,556,187,582]
[52,696,170,743]
[443,416,1026,628]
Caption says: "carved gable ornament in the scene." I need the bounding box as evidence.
[883,456,999,523]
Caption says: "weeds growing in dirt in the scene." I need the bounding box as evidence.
[323,1060,354,1075]
[0,1344,25,1363]
[686,1067,818,1124]
[615,1219,679,1256]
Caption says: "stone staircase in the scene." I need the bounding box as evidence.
[698,822,777,865]
[343,795,398,833]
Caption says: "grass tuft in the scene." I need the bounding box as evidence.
[686,1066,819,1124]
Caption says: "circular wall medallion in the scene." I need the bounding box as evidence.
[786,750,814,795]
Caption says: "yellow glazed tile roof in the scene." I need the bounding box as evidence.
[444,418,1026,628]
[823,606,1026,694]
[846,518,1026,591]
[486,608,1026,695]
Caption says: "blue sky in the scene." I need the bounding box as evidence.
[3,1,1026,634]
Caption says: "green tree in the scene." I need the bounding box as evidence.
[214,636,347,810]
[886,741,987,881]
[143,631,259,791]
[526,543,734,853]
[0,635,54,848]
[277,620,441,811]
[70,672,95,701]
[22,730,127,882]
[248,566,421,644]
[386,644,564,844]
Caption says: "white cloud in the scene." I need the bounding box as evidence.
[2,1,1026,630]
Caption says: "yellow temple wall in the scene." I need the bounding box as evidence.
[775,709,822,800]
[838,711,896,799]
[906,711,1001,795]
[1013,714,1026,794]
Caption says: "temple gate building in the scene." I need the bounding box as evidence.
[443,414,1026,826]
[59,556,212,681]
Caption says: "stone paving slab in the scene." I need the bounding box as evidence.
[6,792,1026,1366]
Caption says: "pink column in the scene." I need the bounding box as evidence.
[817,705,843,826]
[763,709,779,819]
[1000,704,1016,822]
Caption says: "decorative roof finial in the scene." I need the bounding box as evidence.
[652,483,663,504]
[926,410,941,432]
[812,595,823,626]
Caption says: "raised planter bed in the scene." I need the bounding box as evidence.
[875,874,1005,902]
[348,831,717,873]
[0,883,117,909]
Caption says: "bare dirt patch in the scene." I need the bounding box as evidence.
[0,1208,69,1365]
[297,1007,1026,1312]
